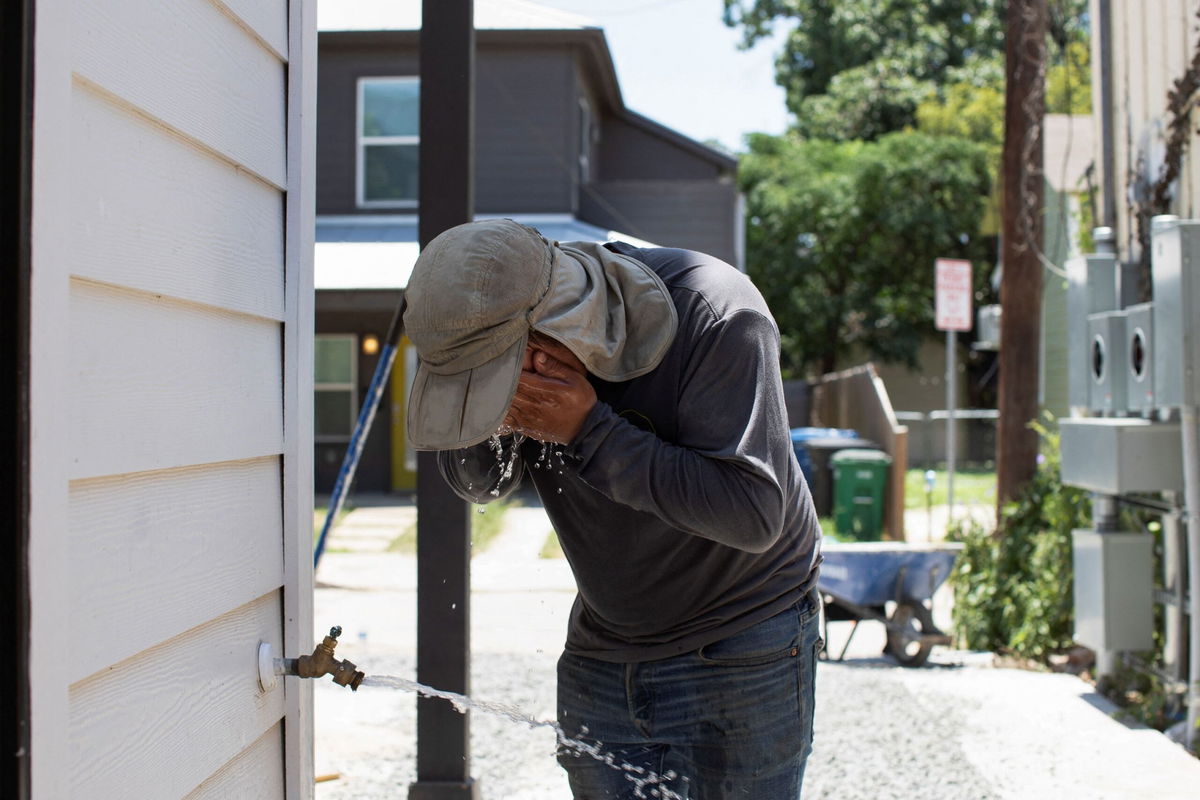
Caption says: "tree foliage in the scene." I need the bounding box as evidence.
[740,131,991,376]
[723,0,1006,138]
[916,81,1005,160]
[950,417,1091,662]
[1045,39,1092,114]
[724,0,1090,139]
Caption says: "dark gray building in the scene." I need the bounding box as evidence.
[314,3,740,493]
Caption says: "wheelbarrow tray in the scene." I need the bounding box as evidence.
[817,541,963,607]
[816,541,963,667]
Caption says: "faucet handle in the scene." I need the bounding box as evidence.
[329,626,342,640]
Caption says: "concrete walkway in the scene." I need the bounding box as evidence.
[311,496,1200,799]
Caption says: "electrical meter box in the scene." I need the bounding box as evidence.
[975,304,1001,350]
[1087,309,1127,413]
[1067,253,1119,409]
[1059,417,1184,494]
[1150,219,1200,407]
[1124,302,1155,412]
[1072,530,1155,653]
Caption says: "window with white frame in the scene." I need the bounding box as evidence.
[315,335,357,440]
[358,77,420,207]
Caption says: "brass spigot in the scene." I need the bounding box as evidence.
[264,626,365,691]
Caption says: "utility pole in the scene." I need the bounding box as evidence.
[997,0,1047,514]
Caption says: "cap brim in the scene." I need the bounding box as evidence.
[406,334,526,451]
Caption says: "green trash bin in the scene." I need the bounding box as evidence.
[831,449,892,540]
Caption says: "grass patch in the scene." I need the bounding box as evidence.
[386,521,418,554]
[313,503,354,542]
[314,497,514,556]
[817,516,840,541]
[383,499,514,555]
[904,468,996,509]
[470,497,515,554]
[539,530,565,559]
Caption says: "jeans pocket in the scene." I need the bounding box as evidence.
[697,607,802,667]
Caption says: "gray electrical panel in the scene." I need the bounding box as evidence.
[1124,302,1155,412]
[1150,219,1200,407]
[1060,417,1184,494]
[1067,253,1119,409]
[1087,310,1127,413]
[1072,530,1155,653]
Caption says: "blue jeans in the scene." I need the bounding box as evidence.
[556,592,822,799]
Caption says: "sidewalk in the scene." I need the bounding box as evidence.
[312,496,1200,799]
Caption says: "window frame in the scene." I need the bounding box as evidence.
[314,333,358,443]
[355,76,420,209]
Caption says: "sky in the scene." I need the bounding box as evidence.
[533,0,792,152]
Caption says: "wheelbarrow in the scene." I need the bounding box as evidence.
[817,541,962,667]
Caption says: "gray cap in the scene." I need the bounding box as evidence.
[404,219,677,450]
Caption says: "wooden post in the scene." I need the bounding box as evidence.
[411,1,479,798]
[997,0,1047,513]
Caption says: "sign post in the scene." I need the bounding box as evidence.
[935,258,973,520]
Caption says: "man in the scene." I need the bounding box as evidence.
[404,219,822,799]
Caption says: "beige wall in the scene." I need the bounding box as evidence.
[29,0,315,795]
[1095,0,1200,260]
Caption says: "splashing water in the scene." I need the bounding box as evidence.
[486,433,528,496]
[361,675,687,799]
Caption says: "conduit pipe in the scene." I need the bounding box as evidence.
[1181,404,1200,753]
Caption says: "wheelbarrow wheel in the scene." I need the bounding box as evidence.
[884,602,935,667]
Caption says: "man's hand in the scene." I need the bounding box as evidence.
[504,349,596,444]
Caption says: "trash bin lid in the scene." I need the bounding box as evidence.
[830,448,892,464]
[789,427,859,443]
[803,438,879,453]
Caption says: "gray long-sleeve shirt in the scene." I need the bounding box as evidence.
[438,243,821,662]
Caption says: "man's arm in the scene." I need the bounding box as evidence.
[568,309,795,553]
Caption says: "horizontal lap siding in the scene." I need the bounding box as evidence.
[72,0,287,189]
[70,84,285,321]
[67,458,284,684]
[69,592,287,799]
[68,280,283,479]
[183,722,286,799]
[581,180,739,265]
[475,49,575,212]
[56,0,296,794]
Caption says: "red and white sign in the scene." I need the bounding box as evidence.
[935,258,973,332]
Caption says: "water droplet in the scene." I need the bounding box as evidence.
[451,603,457,610]
[477,506,486,514]
[557,488,563,494]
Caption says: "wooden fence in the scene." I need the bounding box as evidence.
[809,364,909,540]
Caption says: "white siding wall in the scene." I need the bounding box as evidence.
[29,0,314,796]
[1098,0,1200,256]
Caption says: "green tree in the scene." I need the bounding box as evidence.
[1045,38,1092,114]
[740,131,992,376]
[723,0,1006,138]
[793,59,937,142]
[916,81,1005,159]
[724,0,1089,139]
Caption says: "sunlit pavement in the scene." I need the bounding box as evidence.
[313,497,1200,799]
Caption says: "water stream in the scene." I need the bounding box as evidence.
[361,675,687,799]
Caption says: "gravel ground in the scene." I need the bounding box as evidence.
[313,499,1200,800]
